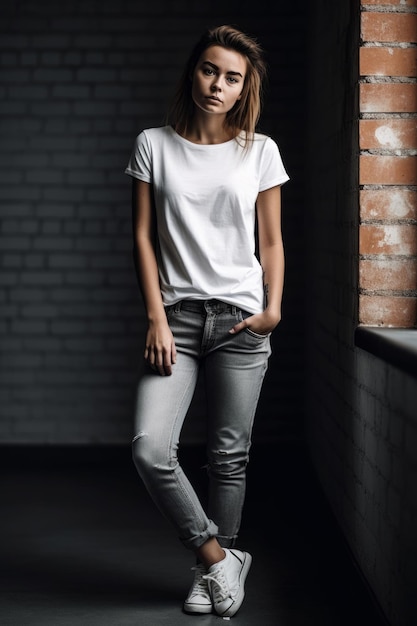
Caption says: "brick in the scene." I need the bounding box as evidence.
[20,52,38,66]
[40,52,62,66]
[66,271,106,285]
[0,236,31,250]
[49,255,87,269]
[11,320,48,335]
[0,204,32,217]
[26,170,64,184]
[360,224,417,255]
[0,186,41,201]
[31,35,71,49]
[360,47,417,78]
[10,288,45,302]
[360,258,417,291]
[43,188,84,202]
[360,189,417,220]
[360,119,417,150]
[31,102,71,117]
[41,221,61,235]
[43,119,67,134]
[8,85,48,100]
[20,271,63,285]
[0,305,19,318]
[64,338,104,352]
[76,68,117,83]
[361,0,417,5]
[1,254,22,268]
[32,237,73,251]
[67,171,106,185]
[36,203,75,218]
[0,69,31,83]
[0,52,18,66]
[32,69,73,82]
[74,238,112,253]
[50,288,89,302]
[52,85,91,99]
[0,102,27,115]
[360,83,417,113]
[359,294,417,327]
[73,35,113,49]
[73,101,116,117]
[362,13,417,44]
[360,155,417,185]
[21,305,59,318]
[50,320,88,335]
[24,254,44,268]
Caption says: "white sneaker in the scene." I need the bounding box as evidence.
[204,548,252,617]
[183,563,212,614]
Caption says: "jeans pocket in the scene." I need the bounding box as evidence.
[238,309,271,339]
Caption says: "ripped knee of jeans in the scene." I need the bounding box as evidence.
[132,430,147,444]
[132,431,179,474]
[208,448,249,477]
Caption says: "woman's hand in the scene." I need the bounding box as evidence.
[229,308,281,336]
[144,319,177,376]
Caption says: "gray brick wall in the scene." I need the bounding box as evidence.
[0,1,307,443]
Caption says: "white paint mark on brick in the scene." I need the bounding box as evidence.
[375,126,399,148]
[378,226,401,248]
[388,190,414,218]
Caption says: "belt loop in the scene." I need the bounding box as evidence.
[231,305,237,315]
[174,301,182,313]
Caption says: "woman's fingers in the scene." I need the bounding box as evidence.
[145,343,175,376]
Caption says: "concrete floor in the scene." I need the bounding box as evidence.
[0,443,388,626]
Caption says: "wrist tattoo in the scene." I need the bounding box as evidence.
[263,281,269,308]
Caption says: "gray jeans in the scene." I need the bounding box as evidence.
[132,299,271,551]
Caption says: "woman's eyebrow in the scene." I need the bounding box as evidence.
[202,60,243,78]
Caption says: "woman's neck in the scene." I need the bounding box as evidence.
[183,114,235,145]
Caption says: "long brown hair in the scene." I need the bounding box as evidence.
[166,25,267,148]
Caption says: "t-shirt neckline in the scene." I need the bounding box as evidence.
[169,126,242,148]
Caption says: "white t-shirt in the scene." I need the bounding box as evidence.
[125,125,289,314]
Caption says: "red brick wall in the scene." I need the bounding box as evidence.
[359,1,417,327]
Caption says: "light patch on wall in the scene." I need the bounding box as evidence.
[388,190,415,218]
[375,125,400,149]
[378,225,402,249]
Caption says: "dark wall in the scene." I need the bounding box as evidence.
[0,0,307,444]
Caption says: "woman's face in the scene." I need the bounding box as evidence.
[191,45,247,117]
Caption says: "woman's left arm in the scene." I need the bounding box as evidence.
[229,185,284,335]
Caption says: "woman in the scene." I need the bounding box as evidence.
[125,24,289,618]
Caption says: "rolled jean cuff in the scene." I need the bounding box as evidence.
[181,520,219,550]
[216,534,237,548]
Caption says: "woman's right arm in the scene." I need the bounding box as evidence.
[131,179,176,376]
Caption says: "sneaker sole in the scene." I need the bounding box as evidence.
[215,550,252,618]
[183,602,212,615]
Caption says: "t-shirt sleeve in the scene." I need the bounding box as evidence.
[258,137,289,192]
[124,131,152,183]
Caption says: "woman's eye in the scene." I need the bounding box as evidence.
[227,77,238,84]
[203,68,215,76]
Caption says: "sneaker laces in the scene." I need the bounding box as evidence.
[203,566,231,603]
[190,564,210,597]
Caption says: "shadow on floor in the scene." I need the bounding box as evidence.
[0,442,388,626]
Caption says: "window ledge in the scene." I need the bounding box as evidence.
[355,326,417,378]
